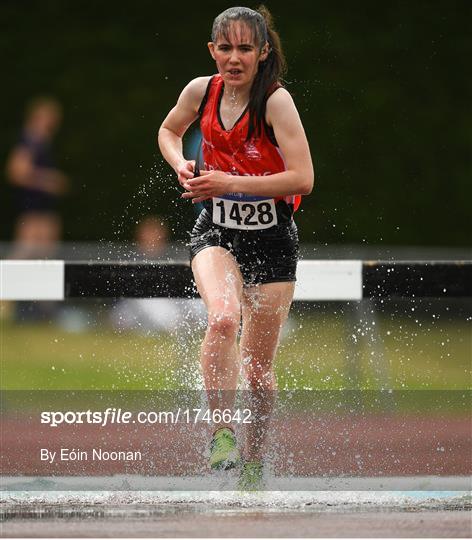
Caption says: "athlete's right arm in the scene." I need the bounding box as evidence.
[158,77,209,185]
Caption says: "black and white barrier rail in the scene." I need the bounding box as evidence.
[1,260,471,301]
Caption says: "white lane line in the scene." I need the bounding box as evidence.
[1,475,469,493]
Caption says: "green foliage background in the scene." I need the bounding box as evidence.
[1,1,470,245]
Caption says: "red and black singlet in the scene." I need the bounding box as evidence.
[197,74,301,230]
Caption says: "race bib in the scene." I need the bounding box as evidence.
[212,197,278,230]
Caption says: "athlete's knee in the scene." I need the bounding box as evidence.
[244,361,275,390]
[207,310,240,339]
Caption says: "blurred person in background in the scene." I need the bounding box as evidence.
[5,97,69,322]
[133,215,170,259]
[111,215,206,333]
[6,96,69,259]
[184,127,206,217]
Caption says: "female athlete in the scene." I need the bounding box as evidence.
[158,6,314,489]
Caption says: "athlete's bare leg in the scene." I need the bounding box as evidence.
[192,246,243,431]
[240,281,295,461]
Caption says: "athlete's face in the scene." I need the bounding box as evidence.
[208,21,269,89]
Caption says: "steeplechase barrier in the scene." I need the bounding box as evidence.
[1,260,471,301]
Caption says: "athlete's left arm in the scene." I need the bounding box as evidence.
[181,89,314,202]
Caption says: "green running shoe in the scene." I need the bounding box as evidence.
[209,427,241,470]
[237,461,264,491]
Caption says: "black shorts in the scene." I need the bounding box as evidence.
[189,208,299,286]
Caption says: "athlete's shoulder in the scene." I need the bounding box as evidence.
[176,76,214,113]
[266,86,293,107]
[183,76,211,99]
[265,87,296,127]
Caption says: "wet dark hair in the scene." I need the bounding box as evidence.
[211,5,287,140]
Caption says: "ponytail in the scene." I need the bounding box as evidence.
[247,5,286,140]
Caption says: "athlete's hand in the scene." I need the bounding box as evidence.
[175,160,196,187]
[181,170,232,203]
